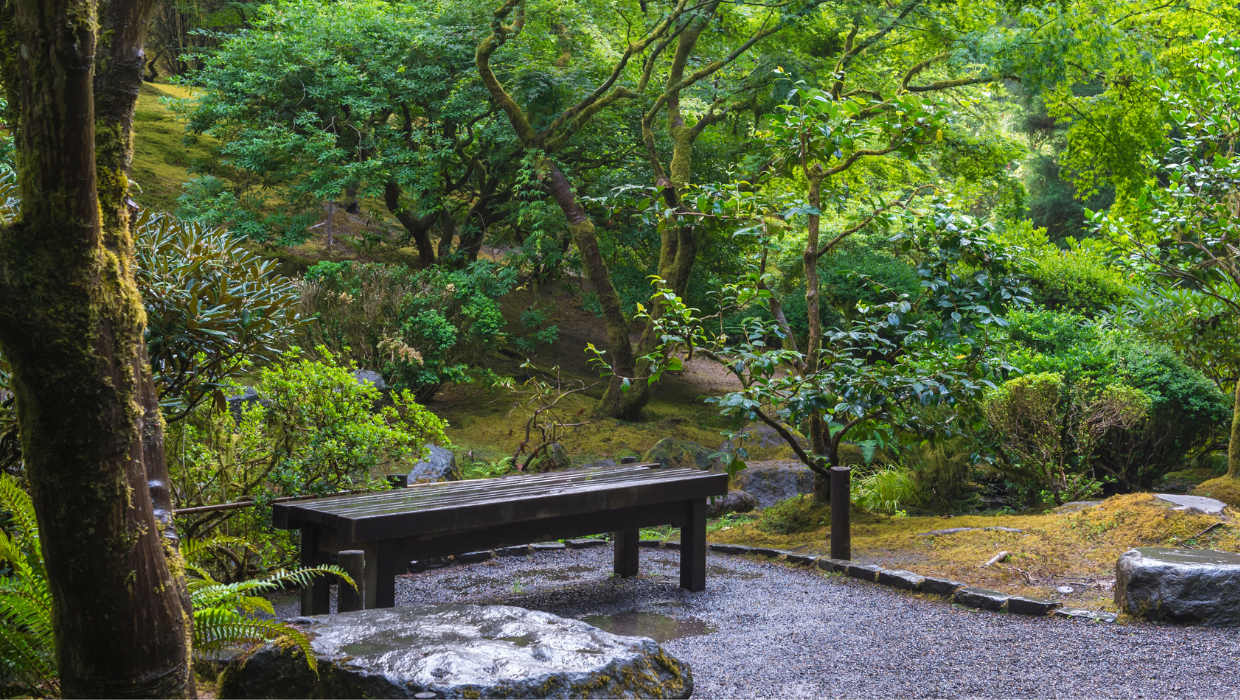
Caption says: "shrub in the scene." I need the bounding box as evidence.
[1191,476,1240,507]
[996,221,1129,316]
[904,436,978,513]
[756,495,830,535]
[300,261,515,400]
[982,373,1150,505]
[1006,309,1230,489]
[168,347,448,578]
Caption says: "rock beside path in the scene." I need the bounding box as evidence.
[408,445,457,483]
[218,604,692,699]
[707,490,756,517]
[1115,547,1240,626]
[732,461,815,508]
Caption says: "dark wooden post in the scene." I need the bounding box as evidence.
[338,550,365,613]
[300,526,330,615]
[680,498,706,591]
[830,467,851,561]
[613,529,640,577]
[366,542,400,609]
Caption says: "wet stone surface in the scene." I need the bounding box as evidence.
[1116,547,1240,626]
[225,604,691,698]
[279,547,1240,697]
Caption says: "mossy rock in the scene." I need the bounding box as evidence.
[1192,476,1240,507]
[643,438,716,470]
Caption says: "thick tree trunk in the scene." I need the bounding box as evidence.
[804,172,830,502]
[0,0,194,694]
[1229,380,1240,479]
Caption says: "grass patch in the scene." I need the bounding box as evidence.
[131,82,215,213]
[710,492,1239,608]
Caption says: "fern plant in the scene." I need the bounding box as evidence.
[183,537,353,672]
[0,476,354,697]
[0,474,56,698]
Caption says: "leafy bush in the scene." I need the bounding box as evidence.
[756,495,830,535]
[299,261,515,400]
[135,210,302,420]
[982,373,1150,505]
[997,222,1129,316]
[904,437,978,513]
[1006,309,1230,489]
[169,347,449,578]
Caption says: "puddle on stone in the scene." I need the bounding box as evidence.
[707,564,763,580]
[579,610,715,642]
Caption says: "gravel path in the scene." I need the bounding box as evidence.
[377,547,1240,698]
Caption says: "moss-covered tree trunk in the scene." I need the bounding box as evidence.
[0,0,194,694]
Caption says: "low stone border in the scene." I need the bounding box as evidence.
[406,539,1118,623]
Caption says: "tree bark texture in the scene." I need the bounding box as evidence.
[0,0,194,694]
[1229,380,1240,479]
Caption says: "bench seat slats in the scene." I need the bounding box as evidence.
[274,466,726,544]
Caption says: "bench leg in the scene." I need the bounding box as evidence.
[299,526,330,615]
[337,550,365,613]
[680,498,706,592]
[613,529,640,577]
[365,543,400,609]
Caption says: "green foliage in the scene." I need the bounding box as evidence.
[0,475,55,698]
[170,348,449,577]
[184,537,350,673]
[982,373,1150,505]
[1006,309,1230,488]
[756,495,830,536]
[852,467,916,516]
[903,436,978,513]
[995,221,1129,316]
[135,210,302,420]
[300,261,514,400]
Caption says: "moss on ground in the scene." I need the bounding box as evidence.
[1192,476,1240,507]
[130,82,217,213]
[711,493,1239,610]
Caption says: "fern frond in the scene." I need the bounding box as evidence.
[181,535,258,566]
[193,608,317,672]
[0,474,38,548]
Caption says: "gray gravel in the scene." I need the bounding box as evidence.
[286,547,1240,698]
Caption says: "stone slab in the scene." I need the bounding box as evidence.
[217,604,692,699]
[532,542,566,552]
[408,557,449,574]
[816,558,850,574]
[708,543,752,555]
[664,541,681,551]
[921,576,964,597]
[954,586,1009,611]
[496,545,530,557]
[566,538,609,550]
[877,569,925,591]
[1155,494,1227,515]
[785,553,819,566]
[455,551,494,564]
[1007,596,1060,616]
[846,563,882,582]
[1054,608,1118,623]
[1115,547,1240,626]
[639,539,663,549]
[748,547,784,559]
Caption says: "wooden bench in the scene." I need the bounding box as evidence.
[273,464,728,613]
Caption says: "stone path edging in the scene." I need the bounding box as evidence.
[406,539,1119,623]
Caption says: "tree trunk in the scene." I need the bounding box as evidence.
[1228,380,1240,479]
[383,180,437,268]
[803,171,830,502]
[540,160,639,418]
[0,0,194,693]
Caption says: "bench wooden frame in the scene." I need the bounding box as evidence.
[273,464,728,613]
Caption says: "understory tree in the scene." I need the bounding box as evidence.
[0,0,195,693]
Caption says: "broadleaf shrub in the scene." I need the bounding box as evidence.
[299,260,514,400]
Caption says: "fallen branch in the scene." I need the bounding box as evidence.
[981,550,1010,568]
[1192,522,1226,540]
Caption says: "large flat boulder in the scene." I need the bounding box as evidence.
[732,461,815,508]
[218,604,692,699]
[706,489,756,518]
[1115,547,1240,626]
[1154,493,1228,515]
